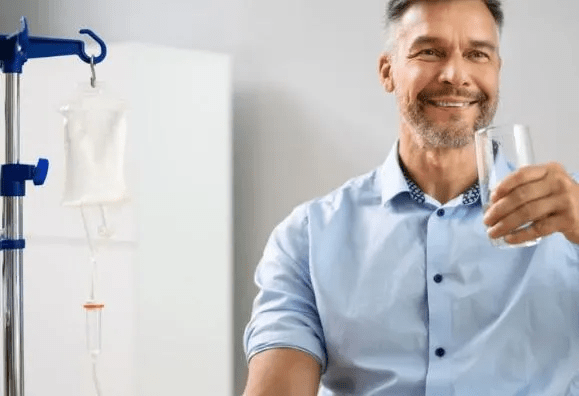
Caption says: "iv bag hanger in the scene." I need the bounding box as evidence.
[0,17,107,74]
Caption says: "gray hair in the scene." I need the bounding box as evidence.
[384,0,504,51]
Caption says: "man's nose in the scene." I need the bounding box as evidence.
[438,55,471,87]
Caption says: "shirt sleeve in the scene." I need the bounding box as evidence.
[243,203,327,373]
[567,172,579,256]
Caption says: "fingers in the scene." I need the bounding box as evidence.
[482,161,579,245]
[483,177,554,227]
[490,164,549,202]
[486,195,562,240]
[502,215,562,245]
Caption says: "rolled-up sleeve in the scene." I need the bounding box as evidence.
[570,172,579,256]
[243,204,327,373]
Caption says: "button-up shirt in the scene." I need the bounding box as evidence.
[244,142,579,395]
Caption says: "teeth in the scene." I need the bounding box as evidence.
[432,101,470,108]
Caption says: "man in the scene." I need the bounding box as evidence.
[243,0,579,394]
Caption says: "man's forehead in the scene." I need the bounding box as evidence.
[396,0,499,45]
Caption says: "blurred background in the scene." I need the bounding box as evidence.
[1,0,579,394]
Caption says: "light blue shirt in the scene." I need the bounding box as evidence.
[244,142,579,395]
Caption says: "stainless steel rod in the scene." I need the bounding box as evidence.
[3,73,24,396]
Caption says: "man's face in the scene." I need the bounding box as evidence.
[380,0,501,148]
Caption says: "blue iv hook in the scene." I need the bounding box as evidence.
[0,17,107,73]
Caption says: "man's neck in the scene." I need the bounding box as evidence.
[398,127,479,205]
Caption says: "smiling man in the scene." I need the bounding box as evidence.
[381,0,502,206]
[243,1,579,395]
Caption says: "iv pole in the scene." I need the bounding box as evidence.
[0,18,107,396]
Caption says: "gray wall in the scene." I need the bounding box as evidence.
[2,0,579,394]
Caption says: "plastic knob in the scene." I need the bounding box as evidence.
[33,158,49,185]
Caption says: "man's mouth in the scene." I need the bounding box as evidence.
[425,100,478,108]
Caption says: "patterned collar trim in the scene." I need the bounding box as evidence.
[399,159,480,206]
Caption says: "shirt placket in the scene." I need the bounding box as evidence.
[401,172,479,395]
[424,204,455,395]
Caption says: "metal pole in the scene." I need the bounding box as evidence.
[3,73,24,396]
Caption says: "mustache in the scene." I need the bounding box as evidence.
[417,87,487,102]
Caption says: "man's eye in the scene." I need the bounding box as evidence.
[468,51,490,61]
[416,49,442,59]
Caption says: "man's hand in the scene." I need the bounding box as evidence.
[483,162,579,245]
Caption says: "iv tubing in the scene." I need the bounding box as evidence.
[80,206,97,300]
[80,206,104,396]
[92,355,102,396]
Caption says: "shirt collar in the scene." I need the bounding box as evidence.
[380,141,480,206]
[380,141,412,205]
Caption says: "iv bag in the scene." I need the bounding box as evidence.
[60,82,129,207]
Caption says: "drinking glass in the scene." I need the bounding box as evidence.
[474,124,542,248]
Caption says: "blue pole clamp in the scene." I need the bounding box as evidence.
[1,159,49,197]
[0,159,49,250]
[0,240,25,250]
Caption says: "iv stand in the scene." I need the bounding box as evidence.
[0,18,106,396]
[3,71,24,396]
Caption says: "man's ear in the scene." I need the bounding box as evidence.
[378,53,395,93]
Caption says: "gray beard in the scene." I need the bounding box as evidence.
[399,91,499,149]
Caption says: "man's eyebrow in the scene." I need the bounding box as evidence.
[469,40,497,52]
[408,35,441,50]
[408,36,498,53]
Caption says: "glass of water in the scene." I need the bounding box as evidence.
[474,124,542,248]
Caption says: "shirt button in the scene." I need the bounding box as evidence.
[437,208,445,217]
[435,347,446,357]
[433,274,443,283]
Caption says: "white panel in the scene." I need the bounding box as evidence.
[129,43,233,396]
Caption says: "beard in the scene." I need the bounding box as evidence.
[397,85,498,149]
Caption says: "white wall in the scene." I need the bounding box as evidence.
[3,1,579,394]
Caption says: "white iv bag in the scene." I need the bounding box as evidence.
[60,82,129,207]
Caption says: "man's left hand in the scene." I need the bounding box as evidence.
[483,162,579,245]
